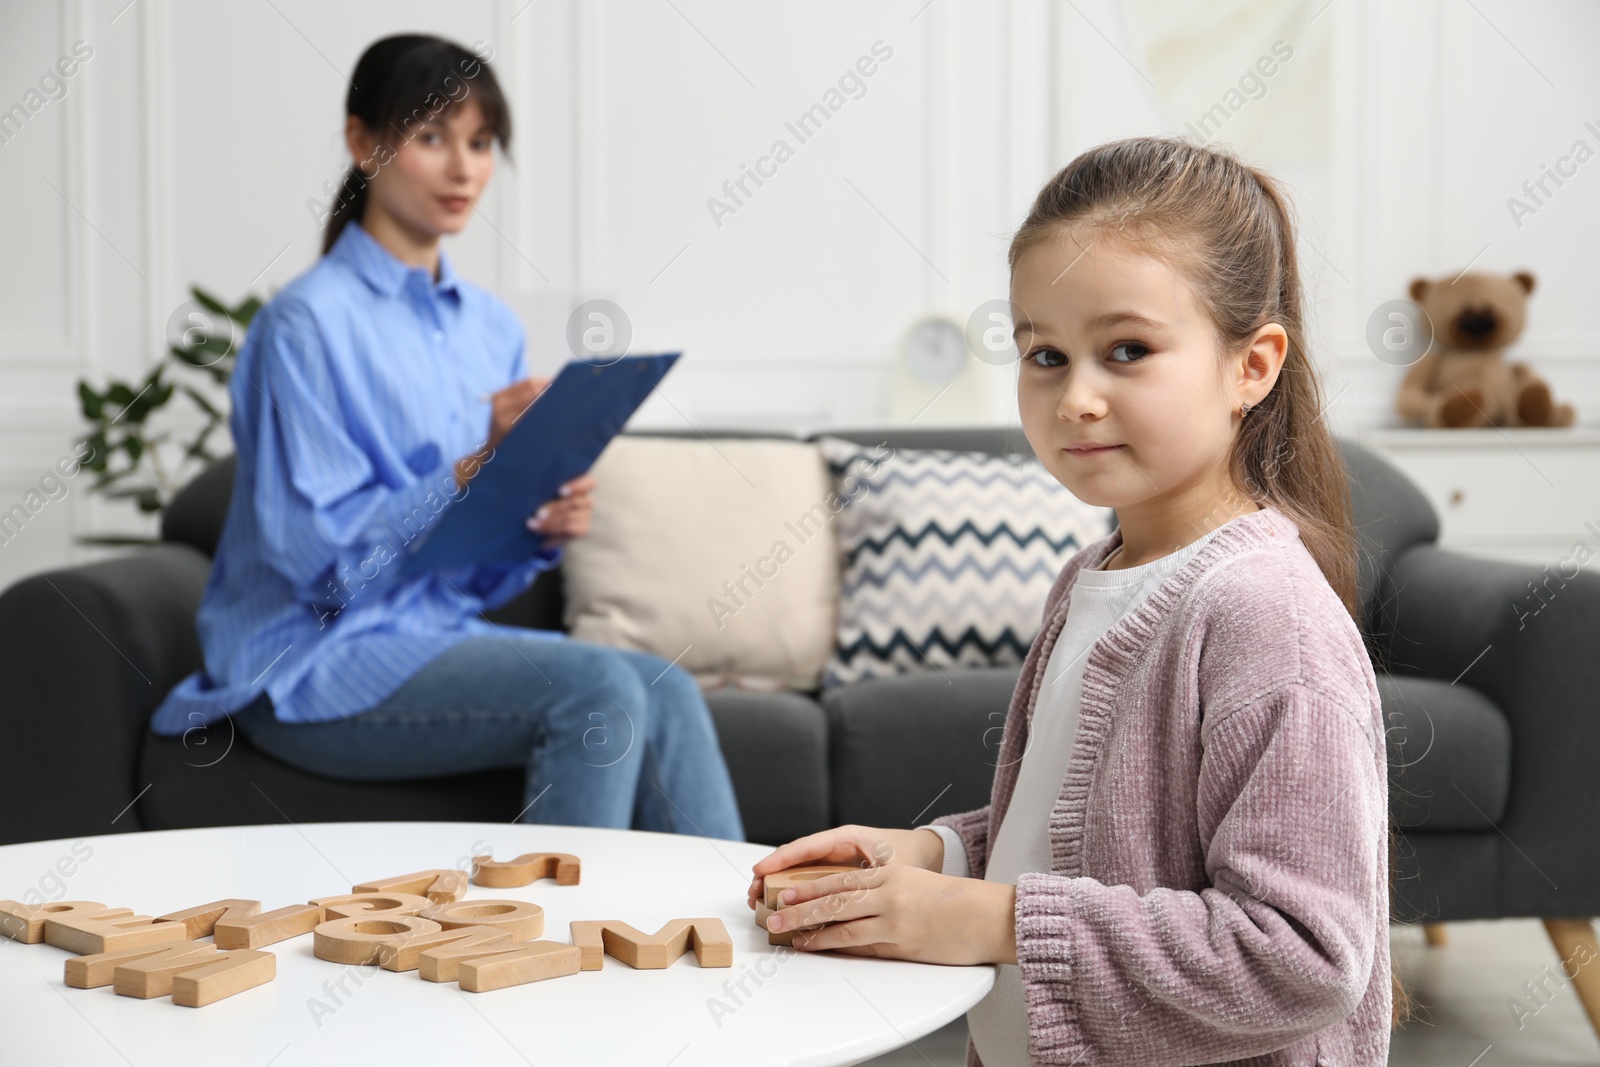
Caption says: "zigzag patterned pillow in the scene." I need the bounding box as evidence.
[816,435,1113,688]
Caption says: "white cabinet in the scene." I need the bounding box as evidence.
[1354,428,1600,572]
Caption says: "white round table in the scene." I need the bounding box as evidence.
[0,822,993,1065]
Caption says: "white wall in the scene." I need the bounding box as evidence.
[1,0,1597,589]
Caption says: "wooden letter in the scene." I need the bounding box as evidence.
[170,951,276,1007]
[417,899,543,941]
[471,853,580,888]
[313,915,442,966]
[351,869,468,905]
[381,925,512,975]
[159,899,324,950]
[109,943,222,998]
[67,942,275,1005]
[44,907,189,956]
[68,943,215,989]
[568,918,732,971]
[753,901,831,946]
[309,892,432,919]
[2,901,127,944]
[758,865,860,945]
[763,865,861,911]
[417,928,520,983]
[458,942,582,992]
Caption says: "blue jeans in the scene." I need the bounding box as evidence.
[234,634,746,842]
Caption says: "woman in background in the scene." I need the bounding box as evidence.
[150,34,745,842]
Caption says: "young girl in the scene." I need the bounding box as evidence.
[149,34,744,842]
[750,135,1410,1065]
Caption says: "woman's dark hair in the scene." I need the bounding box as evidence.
[321,34,512,255]
[1009,135,1416,1030]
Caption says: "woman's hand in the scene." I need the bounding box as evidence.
[746,824,945,912]
[487,376,550,450]
[454,376,552,488]
[765,864,1018,966]
[527,472,597,549]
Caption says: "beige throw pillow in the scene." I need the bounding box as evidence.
[560,436,841,690]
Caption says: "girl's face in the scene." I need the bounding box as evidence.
[353,95,496,241]
[1011,226,1282,528]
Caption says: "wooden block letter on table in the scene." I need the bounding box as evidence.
[99,942,275,1004]
[753,901,831,947]
[415,928,517,983]
[417,899,544,941]
[171,950,277,1008]
[309,892,433,920]
[67,942,276,1004]
[44,906,190,956]
[1,901,131,945]
[158,899,324,950]
[458,942,583,992]
[313,915,442,966]
[68,943,217,988]
[569,919,733,971]
[351,869,468,905]
[762,865,861,912]
[471,853,580,888]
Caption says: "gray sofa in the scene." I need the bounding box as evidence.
[2,426,1597,950]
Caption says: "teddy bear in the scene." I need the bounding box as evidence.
[1396,270,1575,428]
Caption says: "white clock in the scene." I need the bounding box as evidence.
[902,315,969,385]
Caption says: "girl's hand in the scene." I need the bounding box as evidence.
[765,864,1018,966]
[527,472,597,548]
[746,825,944,912]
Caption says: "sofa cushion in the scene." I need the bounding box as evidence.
[822,666,1022,830]
[561,436,840,690]
[815,436,1110,687]
[702,689,831,846]
[1379,674,1510,830]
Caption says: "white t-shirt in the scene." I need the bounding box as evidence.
[916,523,1225,1066]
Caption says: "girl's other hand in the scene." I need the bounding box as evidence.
[746,824,944,912]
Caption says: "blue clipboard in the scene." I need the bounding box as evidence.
[400,352,680,575]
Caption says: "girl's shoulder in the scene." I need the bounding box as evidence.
[1187,509,1381,731]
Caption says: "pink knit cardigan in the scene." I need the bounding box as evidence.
[932,505,1391,1066]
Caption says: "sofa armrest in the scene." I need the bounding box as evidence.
[1387,543,1600,915]
[0,543,212,844]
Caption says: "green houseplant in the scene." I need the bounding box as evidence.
[73,285,262,545]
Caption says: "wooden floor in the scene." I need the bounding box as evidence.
[862,919,1600,1066]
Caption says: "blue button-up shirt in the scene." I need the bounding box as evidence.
[149,220,565,736]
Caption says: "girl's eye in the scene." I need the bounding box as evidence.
[472,139,493,151]
[1027,348,1065,368]
[1108,341,1151,363]
[419,131,441,145]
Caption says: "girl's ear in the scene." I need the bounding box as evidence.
[1236,323,1288,405]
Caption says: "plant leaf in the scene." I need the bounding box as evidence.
[180,384,222,418]
[77,381,104,421]
[190,286,231,319]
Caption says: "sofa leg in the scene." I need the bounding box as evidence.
[1422,923,1447,947]
[1542,918,1600,1041]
